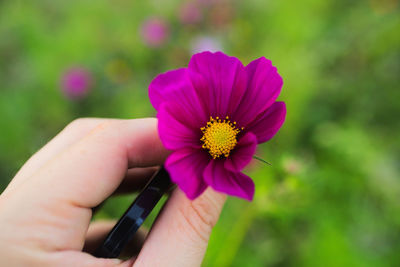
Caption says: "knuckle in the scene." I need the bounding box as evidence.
[65,118,116,136]
[91,119,116,133]
[64,119,120,147]
[64,118,93,134]
[84,119,120,140]
[67,118,91,129]
[86,120,127,152]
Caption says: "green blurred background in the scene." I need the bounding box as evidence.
[1,0,400,266]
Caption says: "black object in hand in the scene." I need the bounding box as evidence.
[94,166,172,258]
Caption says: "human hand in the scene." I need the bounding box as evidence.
[0,118,226,266]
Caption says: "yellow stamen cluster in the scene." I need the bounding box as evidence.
[200,116,243,159]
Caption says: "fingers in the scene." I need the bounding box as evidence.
[1,119,169,254]
[84,220,147,258]
[24,118,169,208]
[4,118,112,195]
[134,188,226,267]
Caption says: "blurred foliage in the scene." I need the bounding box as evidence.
[1,0,400,266]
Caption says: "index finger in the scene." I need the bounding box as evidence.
[24,118,169,208]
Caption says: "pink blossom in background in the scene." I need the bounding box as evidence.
[61,68,92,100]
[140,17,170,48]
[209,1,234,29]
[283,157,303,175]
[179,2,203,25]
[149,51,286,201]
[191,36,222,54]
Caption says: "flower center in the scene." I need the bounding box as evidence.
[200,116,243,159]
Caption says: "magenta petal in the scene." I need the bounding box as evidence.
[224,132,257,172]
[149,68,207,126]
[188,51,247,118]
[245,102,286,144]
[234,57,283,126]
[165,148,209,200]
[204,160,255,201]
[158,102,202,150]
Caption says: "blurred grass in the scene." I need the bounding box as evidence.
[1,0,400,266]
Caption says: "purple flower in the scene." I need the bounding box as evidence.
[61,68,92,100]
[149,51,286,201]
[140,17,169,48]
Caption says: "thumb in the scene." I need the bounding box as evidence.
[134,188,226,267]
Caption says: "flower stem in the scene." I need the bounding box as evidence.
[253,155,271,165]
